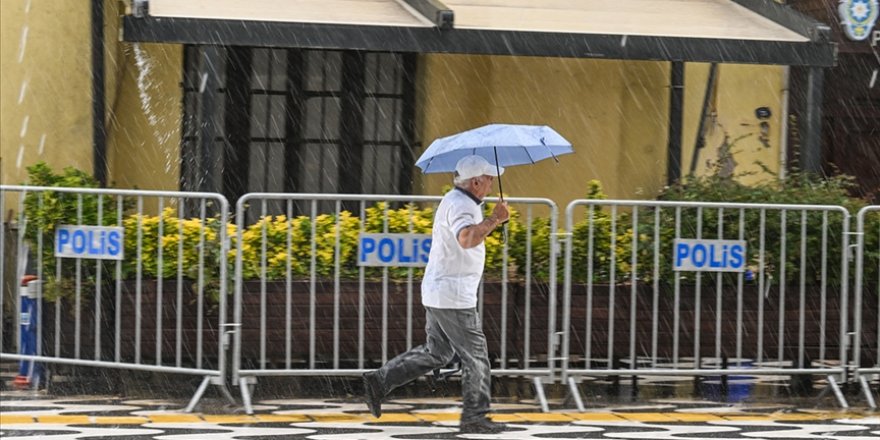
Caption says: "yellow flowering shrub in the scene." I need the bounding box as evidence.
[26,159,876,302]
[236,212,361,279]
[118,201,564,292]
[229,202,534,282]
[482,202,520,276]
[116,198,645,291]
[123,207,229,279]
[363,202,434,234]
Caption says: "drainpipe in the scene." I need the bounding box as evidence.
[801,67,825,175]
[688,63,718,177]
[667,62,685,186]
[778,66,790,181]
[91,0,107,186]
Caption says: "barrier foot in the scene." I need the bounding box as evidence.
[858,376,877,409]
[240,377,255,415]
[567,377,585,412]
[219,380,238,406]
[533,377,550,413]
[826,375,850,409]
[185,376,212,413]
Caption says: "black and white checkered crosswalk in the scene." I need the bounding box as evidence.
[1,395,878,439]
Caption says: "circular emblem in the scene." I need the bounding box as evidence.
[839,0,879,41]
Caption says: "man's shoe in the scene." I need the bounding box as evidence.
[362,371,383,418]
[459,418,508,434]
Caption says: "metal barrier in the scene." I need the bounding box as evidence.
[853,205,879,409]
[561,199,851,408]
[232,193,559,413]
[0,185,231,411]
[5,185,875,411]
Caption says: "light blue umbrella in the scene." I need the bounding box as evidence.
[415,123,573,200]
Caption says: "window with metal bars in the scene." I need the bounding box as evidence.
[181,46,417,212]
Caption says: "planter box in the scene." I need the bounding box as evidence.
[116,279,222,368]
[237,280,524,367]
[562,282,879,367]
[38,279,877,370]
[41,294,110,361]
[42,280,222,369]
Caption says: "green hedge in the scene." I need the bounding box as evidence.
[21,163,127,300]
[654,171,876,286]
[18,163,879,302]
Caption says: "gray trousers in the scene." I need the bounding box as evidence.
[374,306,491,423]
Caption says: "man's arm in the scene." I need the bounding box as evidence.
[457,202,509,249]
[457,216,501,249]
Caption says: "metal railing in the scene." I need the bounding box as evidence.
[853,205,879,409]
[0,185,232,411]
[4,184,877,411]
[232,192,559,413]
[560,199,851,407]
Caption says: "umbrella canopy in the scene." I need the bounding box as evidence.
[415,124,573,174]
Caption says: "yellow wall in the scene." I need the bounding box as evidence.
[416,55,785,206]
[106,43,183,190]
[1,0,180,191]
[681,63,785,184]
[1,0,96,185]
[2,0,785,205]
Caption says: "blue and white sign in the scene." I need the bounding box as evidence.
[839,0,879,41]
[358,233,431,267]
[55,225,124,260]
[674,239,746,272]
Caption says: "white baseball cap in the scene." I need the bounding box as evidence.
[454,155,504,180]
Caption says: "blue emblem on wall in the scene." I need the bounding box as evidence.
[839,0,879,41]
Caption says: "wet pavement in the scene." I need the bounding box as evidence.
[1,390,878,439]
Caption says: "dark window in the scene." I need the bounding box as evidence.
[181,46,227,193]
[181,47,417,212]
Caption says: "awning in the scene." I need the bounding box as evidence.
[124,0,836,66]
[448,0,807,42]
[146,0,433,28]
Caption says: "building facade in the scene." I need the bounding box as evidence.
[2,0,832,207]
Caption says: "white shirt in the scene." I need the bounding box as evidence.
[421,188,485,309]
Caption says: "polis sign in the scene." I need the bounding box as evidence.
[358,233,432,267]
[673,239,746,272]
[55,225,124,260]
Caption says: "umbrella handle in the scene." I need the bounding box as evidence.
[493,146,504,203]
[492,146,509,242]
